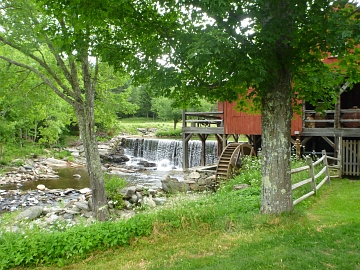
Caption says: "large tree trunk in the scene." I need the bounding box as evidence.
[75,107,109,221]
[260,68,294,214]
[71,56,109,221]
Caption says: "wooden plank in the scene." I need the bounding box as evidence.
[293,191,315,206]
[182,127,224,134]
[185,120,223,123]
[313,154,326,166]
[302,128,360,137]
[321,136,335,149]
[292,178,312,190]
[316,176,329,190]
[185,111,223,115]
[291,165,310,173]
[314,166,327,180]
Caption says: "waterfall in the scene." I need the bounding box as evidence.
[124,138,218,169]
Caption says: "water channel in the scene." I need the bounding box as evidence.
[3,138,218,191]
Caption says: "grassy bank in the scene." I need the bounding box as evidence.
[5,176,359,270]
[117,118,181,137]
[42,179,360,270]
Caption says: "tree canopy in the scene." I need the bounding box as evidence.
[122,0,360,213]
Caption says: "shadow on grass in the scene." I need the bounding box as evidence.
[151,222,360,270]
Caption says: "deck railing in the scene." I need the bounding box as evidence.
[182,111,224,128]
[303,108,360,128]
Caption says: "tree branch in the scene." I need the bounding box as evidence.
[0,55,75,105]
[0,35,75,99]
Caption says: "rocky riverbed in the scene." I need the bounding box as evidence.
[0,135,219,230]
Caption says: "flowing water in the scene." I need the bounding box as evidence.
[3,138,218,191]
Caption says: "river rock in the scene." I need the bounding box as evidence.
[15,206,43,221]
[161,175,190,193]
[142,196,156,208]
[120,186,136,199]
[79,187,92,194]
[188,171,201,179]
[74,201,90,211]
[37,184,46,191]
[43,158,69,167]
[152,197,167,206]
[101,154,129,163]
[233,184,249,190]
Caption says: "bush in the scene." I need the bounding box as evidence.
[105,174,127,209]
[0,214,154,269]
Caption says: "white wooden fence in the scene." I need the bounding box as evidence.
[291,150,341,206]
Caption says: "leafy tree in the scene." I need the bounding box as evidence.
[0,0,127,220]
[150,1,360,214]
[151,96,182,129]
[94,64,138,133]
[129,85,154,118]
[151,96,215,129]
[111,1,360,214]
[0,48,73,148]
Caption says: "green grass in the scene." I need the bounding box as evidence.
[1,142,358,270]
[116,118,175,135]
[10,178,359,270]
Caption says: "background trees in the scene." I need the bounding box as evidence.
[0,0,140,220]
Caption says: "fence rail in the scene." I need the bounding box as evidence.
[291,150,340,206]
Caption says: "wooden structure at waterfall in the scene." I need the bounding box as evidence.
[182,56,360,176]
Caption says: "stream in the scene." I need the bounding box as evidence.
[1,138,218,191]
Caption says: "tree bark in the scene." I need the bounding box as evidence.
[72,56,109,221]
[75,105,109,221]
[260,68,294,214]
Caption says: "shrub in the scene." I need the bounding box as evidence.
[104,174,127,209]
[0,213,154,269]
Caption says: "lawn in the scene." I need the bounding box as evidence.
[27,178,360,270]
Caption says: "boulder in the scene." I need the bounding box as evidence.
[15,206,43,221]
[161,175,190,193]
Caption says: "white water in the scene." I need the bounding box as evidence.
[124,138,218,170]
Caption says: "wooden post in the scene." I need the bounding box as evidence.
[222,134,227,152]
[338,137,343,177]
[198,134,208,166]
[307,156,316,195]
[322,150,331,185]
[334,98,341,128]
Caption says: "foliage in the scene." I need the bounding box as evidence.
[155,128,182,137]
[104,174,128,210]
[39,180,359,270]
[0,141,46,166]
[0,213,154,269]
[0,0,148,220]
[151,96,182,125]
[232,156,262,189]
[127,85,154,118]
[51,149,73,161]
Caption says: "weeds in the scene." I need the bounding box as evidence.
[104,174,127,210]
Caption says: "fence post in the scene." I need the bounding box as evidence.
[307,156,316,195]
[322,150,331,185]
[338,137,343,177]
